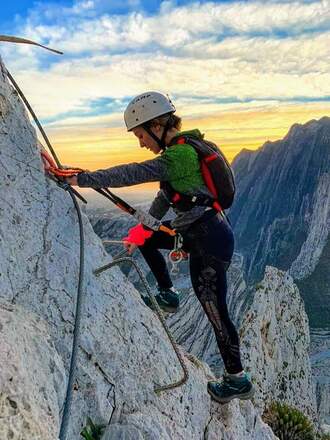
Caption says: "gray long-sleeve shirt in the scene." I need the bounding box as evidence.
[78,151,213,231]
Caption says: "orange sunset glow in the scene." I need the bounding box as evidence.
[45,103,330,172]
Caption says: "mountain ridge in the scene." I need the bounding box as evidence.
[229,116,329,328]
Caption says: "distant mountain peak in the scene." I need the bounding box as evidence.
[234,116,330,165]
[230,115,330,328]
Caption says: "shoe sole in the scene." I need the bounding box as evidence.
[207,386,255,404]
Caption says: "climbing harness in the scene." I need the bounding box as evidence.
[168,234,188,275]
[1,36,188,439]
[104,237,189,275]
[94,247,189,393]
[41,148,87,203]
[104,236,188,275]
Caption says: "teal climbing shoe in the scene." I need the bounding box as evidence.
[207,372,254,404]
[142,287,180,313]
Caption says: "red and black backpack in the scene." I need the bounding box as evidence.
[164,134,236,212]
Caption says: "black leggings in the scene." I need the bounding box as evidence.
[139,211,243,374]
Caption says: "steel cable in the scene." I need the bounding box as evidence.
[4,67,85,440]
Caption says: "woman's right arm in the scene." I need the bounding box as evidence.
[77,157,168,189]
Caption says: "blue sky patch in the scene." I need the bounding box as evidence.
[1,0,329,125]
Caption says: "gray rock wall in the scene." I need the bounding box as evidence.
[169,264,317,422]
[0,56,277,439]
[240,267,317,421]
[0,301,66,440]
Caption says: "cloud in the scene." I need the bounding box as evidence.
[3,46,328,126]
[5,0,329,57]
[0,0,329,126]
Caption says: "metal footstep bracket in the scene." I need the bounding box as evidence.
[94,247,189,393]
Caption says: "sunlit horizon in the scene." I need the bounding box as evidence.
[1,0,329,190]
[44,103,330,171]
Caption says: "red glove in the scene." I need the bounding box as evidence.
[123,224,153,246]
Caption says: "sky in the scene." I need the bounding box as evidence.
[0,0,329,197]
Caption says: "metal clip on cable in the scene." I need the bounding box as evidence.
[168,234,184,274]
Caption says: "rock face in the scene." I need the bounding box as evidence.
[230,118,330,328]
[0,301,66,440]
[0,57,277,439]
[310,328,330,427]
[228,118,330,426]
[239,267,317,420]
[169,264,317,421]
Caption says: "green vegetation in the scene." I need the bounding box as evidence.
[80,417,106,440]
[263,402,314,440]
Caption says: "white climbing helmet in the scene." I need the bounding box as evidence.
[124,91,176,131]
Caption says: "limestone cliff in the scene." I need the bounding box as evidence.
[0,57,277,439]
[0,301,66,440]
[230,117,330,328]
[239,267,317,421]
[168,265,318,422]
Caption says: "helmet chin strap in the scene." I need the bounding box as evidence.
[142,117,172,151]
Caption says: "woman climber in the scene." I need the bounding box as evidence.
[65,92,254,404]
